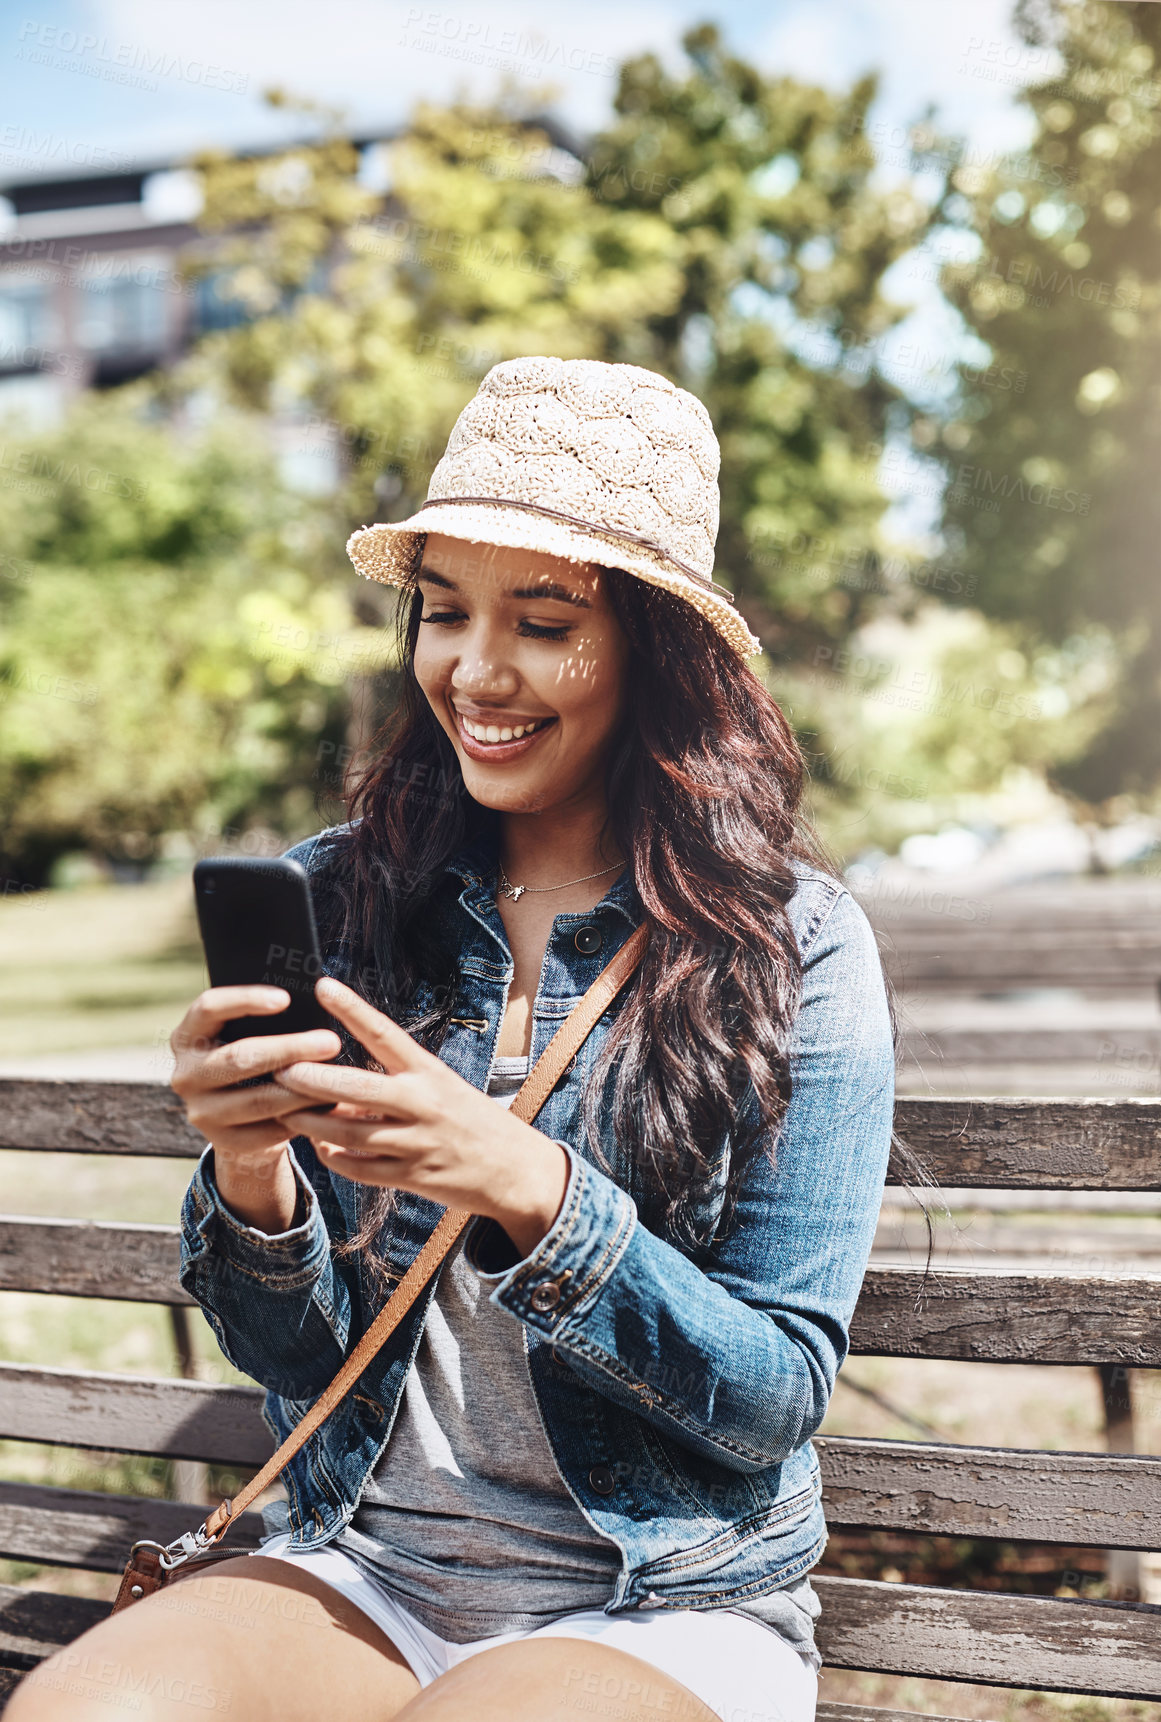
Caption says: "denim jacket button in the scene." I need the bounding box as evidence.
[573,925,603,955]
[530,1280,562,1312]
[588,1464,616,1495]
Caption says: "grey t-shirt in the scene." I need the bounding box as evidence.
[334,1054,821,1666]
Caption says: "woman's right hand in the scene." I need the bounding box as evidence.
[171,985,343,1230]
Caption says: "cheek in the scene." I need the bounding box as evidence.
[554,637,626,744]
[413,639,452,705]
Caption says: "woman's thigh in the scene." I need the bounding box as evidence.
[5,1555,422,1722]
[393,1638,724,1722]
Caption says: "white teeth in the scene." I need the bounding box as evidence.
[460,714,545,744]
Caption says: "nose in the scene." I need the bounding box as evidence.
[448,620,521,702]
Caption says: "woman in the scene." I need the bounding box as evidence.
[12,358,895,1722]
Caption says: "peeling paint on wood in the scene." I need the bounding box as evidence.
[850,1266,1161,1363]
[0,1481,264,1571]
[814,1575,1161,1697]
[816,1436,1161,1547]
[0,1364,271,1466]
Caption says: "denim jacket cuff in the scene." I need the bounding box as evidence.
[467,1140,637,1332]
[181,1144,329,1283]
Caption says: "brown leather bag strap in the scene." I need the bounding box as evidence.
[201,919,649,1544]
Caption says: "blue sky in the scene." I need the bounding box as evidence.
[0,0,1043,175]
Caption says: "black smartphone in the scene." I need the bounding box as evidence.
[193,856,341,1046]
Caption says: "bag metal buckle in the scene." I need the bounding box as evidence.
[130,1499,232,1573]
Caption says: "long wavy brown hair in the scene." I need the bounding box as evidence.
[307,564,916,1299]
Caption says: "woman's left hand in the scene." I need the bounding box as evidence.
[273,975,570,1259]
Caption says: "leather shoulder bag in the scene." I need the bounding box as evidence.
[112,920,649,1613]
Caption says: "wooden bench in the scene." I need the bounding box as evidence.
[851,876,1161,1095]
[854,874,1161,997]
[2,1079,1161,1714]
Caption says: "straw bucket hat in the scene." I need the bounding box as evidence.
[346,356,762,659]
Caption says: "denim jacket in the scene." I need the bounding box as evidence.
[178,821,895,1619]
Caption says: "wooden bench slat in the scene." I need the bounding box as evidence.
[889,1097,1161,1189]
[850,1266,1161,1363]
[8,1087,1161,1190]
[7,1363,1161,1549]
[0,1585,110,1675]
[0,1218,193,1304]
[899,1026,1161,1063]
[817,1436,1161,1547]
[874,938,1161,988]
[0,1481,265,1572]
[6,1223,1161,1361]
[881,955,1161,988]
[0,1365,272,1466]
[814,1574,1161,1697]
[0,1081,203,1156]
[817,1708,973,1722]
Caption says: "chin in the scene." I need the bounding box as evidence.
[466,779,554,816]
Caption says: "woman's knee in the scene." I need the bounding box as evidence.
[6,1563,261,1722]
[5,1555,418,1722]
[393,1639,720,1722]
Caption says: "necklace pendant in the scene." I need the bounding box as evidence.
[500,880,525,901]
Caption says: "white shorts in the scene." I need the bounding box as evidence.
[252,1531,817,1722]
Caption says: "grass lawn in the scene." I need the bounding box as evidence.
[0,873,205,1058]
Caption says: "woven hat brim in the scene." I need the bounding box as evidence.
[346,502,762,659]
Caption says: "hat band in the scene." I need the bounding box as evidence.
[416,495,736,601]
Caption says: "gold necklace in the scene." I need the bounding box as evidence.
[498,861,622,902]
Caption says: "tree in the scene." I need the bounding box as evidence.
[584,24,939,668]
[2,24,954,876]
[182,24,941,678]
[931,0,1161,805]
[0,395,379,883]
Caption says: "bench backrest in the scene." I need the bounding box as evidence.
[854,876,1161,991]
[1,1079,1160,1715]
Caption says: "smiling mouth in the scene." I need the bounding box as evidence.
[453,708,557,747]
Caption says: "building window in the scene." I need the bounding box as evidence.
[0,274,57,365]
[76,254,171,352]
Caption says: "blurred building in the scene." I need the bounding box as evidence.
[0,121,578,485]
[0,161,217,423]
[0,145,403,490]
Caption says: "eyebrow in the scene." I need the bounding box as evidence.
[417,568,592,609]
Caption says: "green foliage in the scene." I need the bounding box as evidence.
[782,602,1119,854]
[0,395,376,881]
[931,0,1161,803]
[587,25,938,662]
[182,93,689,519]
[20,13,1123,867]
[183,27,941,674]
